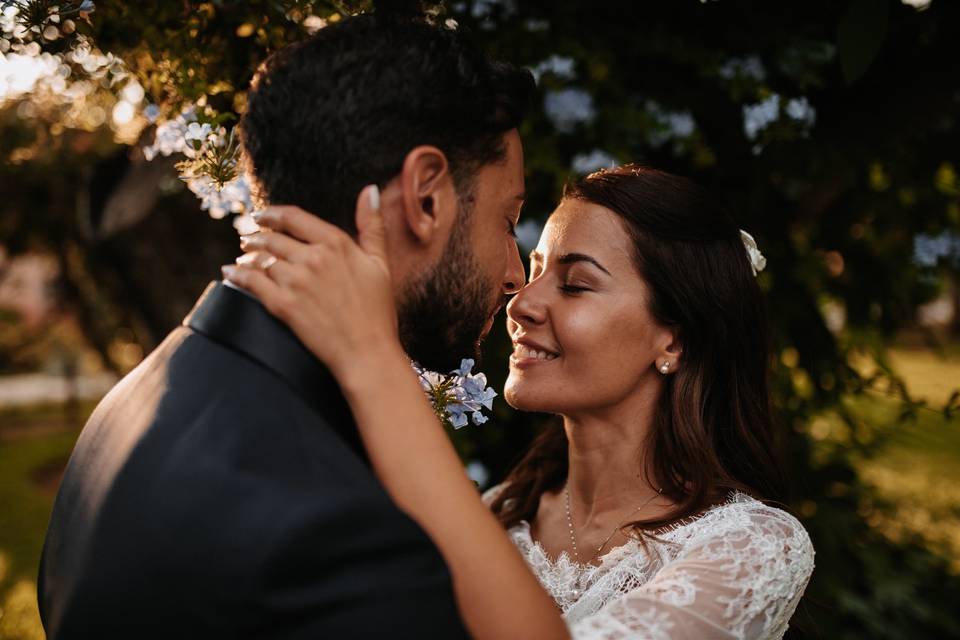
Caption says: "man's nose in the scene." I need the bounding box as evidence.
[502,240,525,295]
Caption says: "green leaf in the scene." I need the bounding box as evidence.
[837,0,892,85]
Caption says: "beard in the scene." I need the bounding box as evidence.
[397,205,498,373]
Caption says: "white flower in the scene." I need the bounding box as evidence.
[742,94,781,141]
[571,149,617,175]
[184,174,253,221]
[412,358,497,429]
[645,101,696,147]
[785,96,816,128]
[544,88,595,133]
[529,54,576,84]
[913,232,960,267]
[740,230,767,276]
[513,219,543,253]
[143,107,196,159]
[718,55,766,82]
[233,214,260,236]
[185,121,212,142]
[742,94,815,143]
[466,460,490,488]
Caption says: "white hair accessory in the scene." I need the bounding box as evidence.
[740,230,767,276]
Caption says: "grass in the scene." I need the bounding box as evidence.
[827,343,960,572]
[0,408,83,640]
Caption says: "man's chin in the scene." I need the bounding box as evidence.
[404,333,482,373]
[479,300,505,342]
[479,315,496,341]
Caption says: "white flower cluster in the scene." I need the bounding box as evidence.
[143,106,223,161]
[645,100,696,148]
[718,55,766,83]
[742,93,816,142]
[571,148,617,175]
[544,88,595,133]
[142,105,255,229]
[184,174,256,231]
[413,358,497,429]
[512,219,543,253]
[529,54,576,84]
[914,232,960,267]
[2,4,130,133]
[0,1,94,53]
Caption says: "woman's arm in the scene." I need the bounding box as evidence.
[224,188,568,640]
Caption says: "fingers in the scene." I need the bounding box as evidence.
[221,264,292,320]
[253,205,349,245]
[355,184,388,263]
[235,250,278,270]
[233,249,303,289]
[240,230,313,263]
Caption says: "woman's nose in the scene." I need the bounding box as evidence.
[506,281,547,328]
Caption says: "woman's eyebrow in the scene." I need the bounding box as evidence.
[557,252,612,276]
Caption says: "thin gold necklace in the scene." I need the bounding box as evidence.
[564,485,663,599]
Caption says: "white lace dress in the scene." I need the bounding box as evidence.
[484,488,815,640]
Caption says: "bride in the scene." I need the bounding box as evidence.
[224,165,815,639]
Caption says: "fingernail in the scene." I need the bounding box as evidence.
[239,234,260,250]
[250,209,265,222]
[367,185,380,211]
[221,265,237,279]
[236,253,257,266]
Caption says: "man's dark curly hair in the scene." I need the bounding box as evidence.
[240,4,535,235]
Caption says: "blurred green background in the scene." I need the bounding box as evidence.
[2,0,959,638]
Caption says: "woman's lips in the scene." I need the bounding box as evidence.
[509,343,560,369]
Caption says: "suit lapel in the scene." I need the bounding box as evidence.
[183,281,367,461]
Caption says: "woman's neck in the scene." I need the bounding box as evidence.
[561,383,664,524]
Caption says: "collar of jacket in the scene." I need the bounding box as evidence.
[183,280,366,461]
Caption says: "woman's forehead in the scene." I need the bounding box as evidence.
[536,200,633,262]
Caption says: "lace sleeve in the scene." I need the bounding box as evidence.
[569,506,815,640]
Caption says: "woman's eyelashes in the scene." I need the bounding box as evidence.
[524,263,594,294]
[559,283,590,295]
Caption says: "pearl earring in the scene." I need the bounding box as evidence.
[660,362,670,374]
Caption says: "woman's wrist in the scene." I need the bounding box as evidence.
[334,336,411,401]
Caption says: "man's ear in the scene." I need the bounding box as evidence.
[398,145,455,245]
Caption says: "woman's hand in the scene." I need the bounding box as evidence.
[223,187,568,640]
[222,185,403,386]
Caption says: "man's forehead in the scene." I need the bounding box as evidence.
[501,128,525,181]
[474,130,524,202]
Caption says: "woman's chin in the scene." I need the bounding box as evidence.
[504,383,551,413]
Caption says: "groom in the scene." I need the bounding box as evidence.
[38,9,532,640]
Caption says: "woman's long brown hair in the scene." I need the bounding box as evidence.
[490,165,788,538]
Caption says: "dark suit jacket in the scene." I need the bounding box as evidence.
[38,282,469,639]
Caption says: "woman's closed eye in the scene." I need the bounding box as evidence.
[560,282,591,294]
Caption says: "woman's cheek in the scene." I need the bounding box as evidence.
[557,305,607,366]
